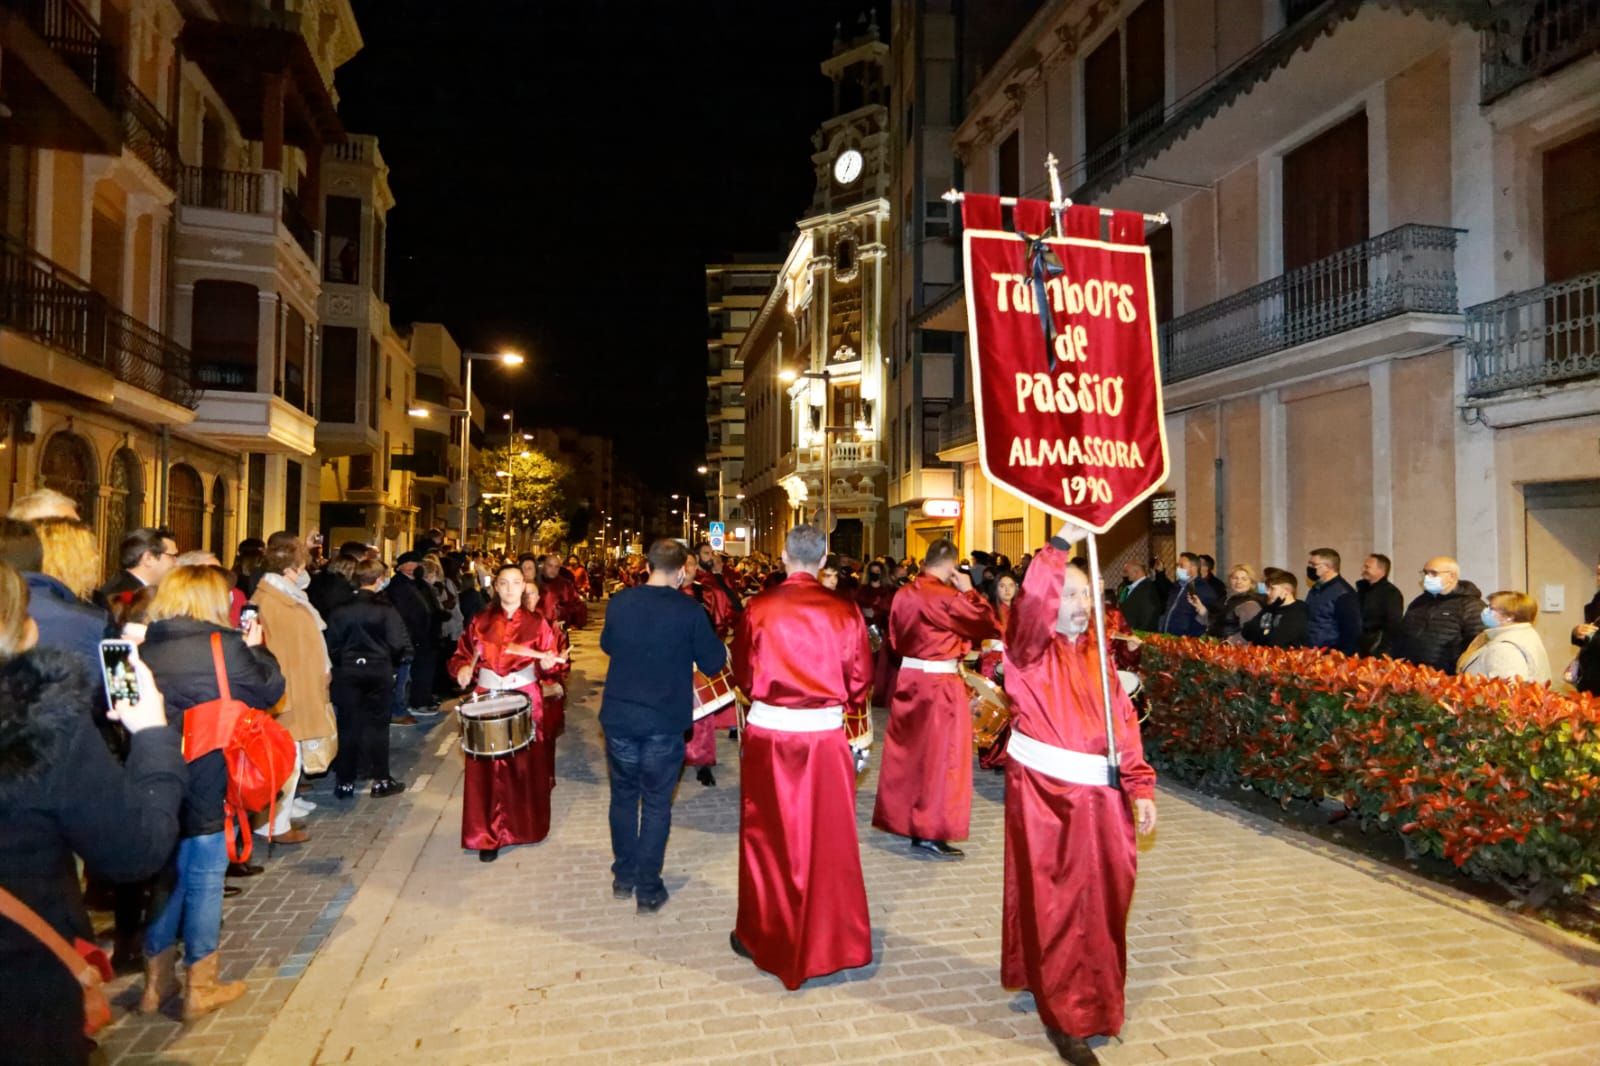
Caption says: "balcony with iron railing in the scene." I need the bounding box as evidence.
[0,232,196,408]
[177,165,268,214]
[936,402,977,455]
[1158,224,1463,385]
[1481,0,1600,103]
[1465,270,1600,397]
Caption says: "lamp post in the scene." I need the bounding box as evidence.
[455,350,523,549]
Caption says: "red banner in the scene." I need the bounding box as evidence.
[961,196,1168,534]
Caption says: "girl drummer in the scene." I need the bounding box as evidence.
[448,564,567,862]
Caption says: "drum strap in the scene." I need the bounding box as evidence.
[478,666,537,691]
[747,702,844,733]
[1008,731,1114,787]
[899,656,960,674]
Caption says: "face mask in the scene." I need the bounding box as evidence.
[1305,565,1320,583]
[1256,582,1267,596]
[293,569,311,591]
[375,578,389,592]
[1175,566,1191,582]
[1480,608,1500,630]
[1422,574,1444,595]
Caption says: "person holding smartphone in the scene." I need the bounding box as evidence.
[0,562,184,1064]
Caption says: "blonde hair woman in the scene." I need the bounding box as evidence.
[33,517,101,601]
[137,565,285,1020]
[1457,590,1551,683]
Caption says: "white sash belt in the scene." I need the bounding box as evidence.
[747,701,844,733]
[1008,731,1114,787]
[899,656,960,674]
[479,666,537,691]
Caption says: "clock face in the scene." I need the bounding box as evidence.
[834,149,864,185]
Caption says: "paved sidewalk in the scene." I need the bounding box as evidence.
[228,606,1600,1066]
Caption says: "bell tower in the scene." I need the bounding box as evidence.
[809,12,891,217]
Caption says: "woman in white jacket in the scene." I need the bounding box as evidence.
[1456,591,1551,683]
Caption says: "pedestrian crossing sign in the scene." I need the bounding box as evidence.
[708,521,726,552]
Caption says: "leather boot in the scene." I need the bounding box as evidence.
[138,946,179,1013]
[182,952,246,1020]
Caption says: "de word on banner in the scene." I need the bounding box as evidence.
[961,195,1168,533]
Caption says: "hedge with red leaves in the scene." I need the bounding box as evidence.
[1141,637,1600,898]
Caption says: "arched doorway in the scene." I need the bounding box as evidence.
[210,475,228,556]
[104,449,145,576]
[40,432,97,527]
[168,464,205,551]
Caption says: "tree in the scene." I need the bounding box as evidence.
[473,444,572,553]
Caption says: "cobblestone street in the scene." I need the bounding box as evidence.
[98,606,1600,1065]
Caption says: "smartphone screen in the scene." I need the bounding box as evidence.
[100,640,142,706]
[239,604,259,629]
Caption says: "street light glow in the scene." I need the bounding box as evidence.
[407,407,429,417]
[498,351,525,366]
[778,368,797,383]
[696,465,708,474]
[495,470,511,478]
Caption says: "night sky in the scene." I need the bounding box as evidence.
[337,1,890,497]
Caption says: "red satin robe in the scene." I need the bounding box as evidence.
[447,606,564,850]
[1001,544,1156,1039]
[682,575,734,767]
[871,574,998,842]
[536,572,588,629]
[731,572,874,989]
[853,582,898,708]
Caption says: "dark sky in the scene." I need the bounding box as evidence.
[338,1,889,497]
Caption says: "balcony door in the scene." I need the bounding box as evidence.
[1282,111,1369,344]
[192,280,259,390]
[1541,130,1600,373]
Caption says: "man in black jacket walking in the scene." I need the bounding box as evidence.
[1392,556,1486,673]
[326,558,414,798]
[600,539,727,913]
[1356,553,1405,656]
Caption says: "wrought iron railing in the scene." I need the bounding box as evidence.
[1481,0,1600,103]
[4,0,118,106]
[1465,270,1600,396]
[936,402,976,453]
[0,232,197,408]
[116,77,176,185]
[1157,224,1463,384]
[177,165,266,213]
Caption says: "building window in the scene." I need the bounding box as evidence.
[997,129,1021,199]
[40,432,97,527]
[921,400,947,463]
[349,453,374,492]
[320,326,358,423]
[924,201,950,239]
[191,280,258,391]
[167,463,204,551]
[283,305,306,410]
[1149,224,1173,323]
[1083,0,1165,175]
[384,353,392,400]
[993,518,1024,561]
[325,195,361,284]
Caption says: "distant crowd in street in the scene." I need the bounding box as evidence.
[0,486,607,1063]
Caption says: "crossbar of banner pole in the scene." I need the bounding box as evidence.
[939,188,1168,227]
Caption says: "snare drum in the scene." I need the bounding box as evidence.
[692,667,738,721]
[458,692,534,756]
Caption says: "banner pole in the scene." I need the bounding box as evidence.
[1084,528,1121,791]
[1046,153,1066,237]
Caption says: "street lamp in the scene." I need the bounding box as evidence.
[453,350,524,548]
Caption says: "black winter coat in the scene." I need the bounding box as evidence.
[1356,577,1405,656]
[1572,589,1600,696]
[1242,600,1310,648]
[386,572,442,646]
[307,568,357,622]
[139,618,285,836]
[1393,581,1487,674]
[326,590,414,672]
[0,648,185,1064]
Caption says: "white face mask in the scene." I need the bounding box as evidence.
[1175,566,1191,582]
[1422,574,1444,595]
[293,569,311,591]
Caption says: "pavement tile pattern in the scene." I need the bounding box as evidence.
[98,604,1600,1065]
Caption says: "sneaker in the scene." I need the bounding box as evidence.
[291,797,317,816]
[637,896,667,915]
[612,882,634,900]
[370,778,406,798]
[411,705,442,718]
[334,783,355,800]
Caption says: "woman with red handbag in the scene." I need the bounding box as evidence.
[139,565,285,1020]
[0,561,185,1063]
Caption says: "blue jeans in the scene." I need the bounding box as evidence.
[605,733,684,905]
[390,663,412,720]
[143,832,227,961]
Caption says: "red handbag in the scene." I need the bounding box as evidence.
[0,887,113,1035]
[181,633,298,862]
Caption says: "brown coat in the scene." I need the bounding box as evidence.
[251,577,334,743]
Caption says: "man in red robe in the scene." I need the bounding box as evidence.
[730,523,873,989]
[681,553,735,785]
[1002,536,1157,1065]
[449,564,568,862]
[535,553,588,629]
[871,538,997,858]
[853,560,898,708]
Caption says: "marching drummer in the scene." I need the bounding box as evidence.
[682,551,735,787]
[871,539,998,860]
[449,564,568,863]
